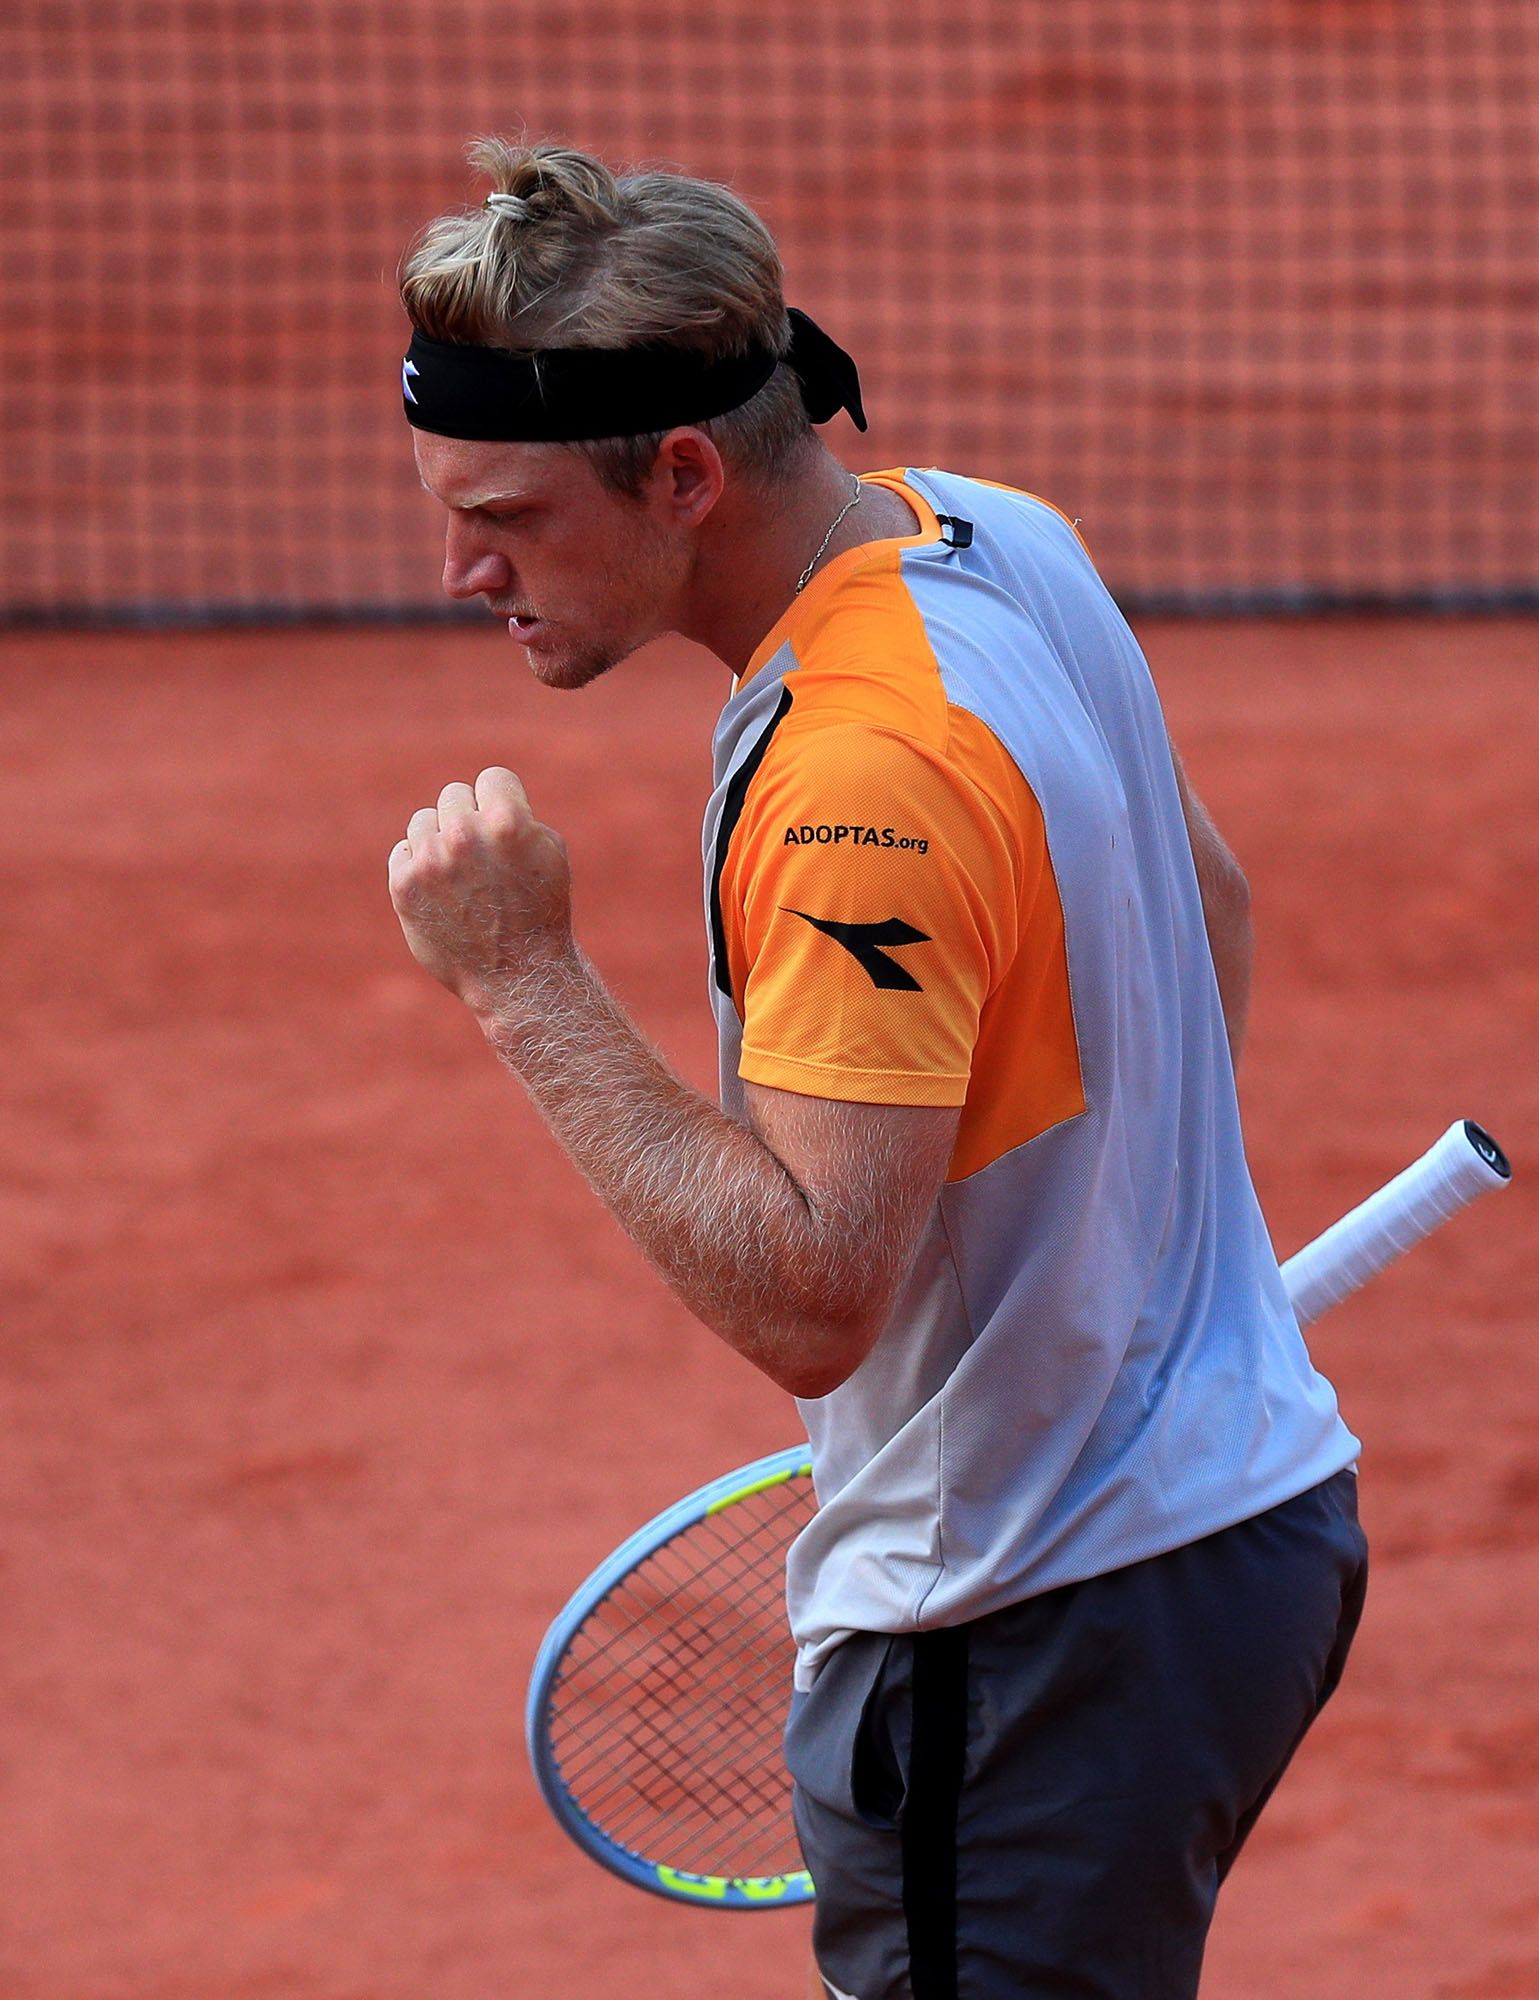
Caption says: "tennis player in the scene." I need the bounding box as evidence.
[389,139,1367,2000]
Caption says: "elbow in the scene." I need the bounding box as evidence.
[762,1310,881,1401]
[776,1358,856,1401]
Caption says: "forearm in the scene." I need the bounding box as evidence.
[388,770,941,1392]
[473,948,876,1394]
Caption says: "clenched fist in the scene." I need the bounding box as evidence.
[388,767,573,1019]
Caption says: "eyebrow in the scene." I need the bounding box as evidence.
[418,477,532,510]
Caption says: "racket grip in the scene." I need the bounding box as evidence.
[1281,1120,1511,1328]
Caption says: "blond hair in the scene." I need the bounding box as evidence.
[399,137,813,493]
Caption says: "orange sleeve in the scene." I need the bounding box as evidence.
[718,719,1022,1105]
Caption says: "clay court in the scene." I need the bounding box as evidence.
[3,613,1534,1997]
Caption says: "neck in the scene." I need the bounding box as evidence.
[679,447,919,678]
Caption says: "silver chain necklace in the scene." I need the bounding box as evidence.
[794,474,864,595]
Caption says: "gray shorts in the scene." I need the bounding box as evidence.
[786,1470,1368,2000]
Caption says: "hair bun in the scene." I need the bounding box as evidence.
[485,144,624,234]
[484,191,534,222]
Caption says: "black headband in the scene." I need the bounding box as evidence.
[401,306,867,442]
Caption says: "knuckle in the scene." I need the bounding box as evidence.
[478,768,527,814]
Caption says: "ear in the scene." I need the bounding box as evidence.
[650,428,726,530]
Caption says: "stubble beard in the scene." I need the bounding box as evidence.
[520,621,650,692]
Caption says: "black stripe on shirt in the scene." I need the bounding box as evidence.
[709,683,794,1002]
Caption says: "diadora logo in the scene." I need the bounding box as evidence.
[783,824,929,855]
[785,910,932,991]
[401,357,420,404]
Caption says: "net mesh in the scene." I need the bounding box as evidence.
[546,1471,817,1884]
[6,0,1537,622]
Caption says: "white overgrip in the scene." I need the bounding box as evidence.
[1281,1119,1511,1328]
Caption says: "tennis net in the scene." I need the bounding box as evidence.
[6,0,1536,622]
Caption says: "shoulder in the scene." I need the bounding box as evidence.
[784,550,951,751]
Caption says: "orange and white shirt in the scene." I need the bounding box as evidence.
[703,469,1359,1689]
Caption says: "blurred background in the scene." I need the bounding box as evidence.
[7,0,1537,620]
[3,4,1536,1997]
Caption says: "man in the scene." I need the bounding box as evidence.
[390,138,1366,2000]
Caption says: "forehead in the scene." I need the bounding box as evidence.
[412,432,585,508]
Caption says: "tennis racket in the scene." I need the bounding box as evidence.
[526,1119,1510,1910]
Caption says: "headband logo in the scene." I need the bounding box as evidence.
[401,357,420,406]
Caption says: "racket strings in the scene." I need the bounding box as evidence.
[556,1642,796,1864]
[557,1556,784,1783]
[547,1473,817,1879]
[558,1549,798,1831]
[563,1607,787,1795]
[584,1627,793,1841]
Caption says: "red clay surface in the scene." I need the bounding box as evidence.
[3,617,1536,1998]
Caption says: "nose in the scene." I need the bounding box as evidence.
[442,513,513,603]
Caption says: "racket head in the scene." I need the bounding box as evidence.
[526,1444,818,1909]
